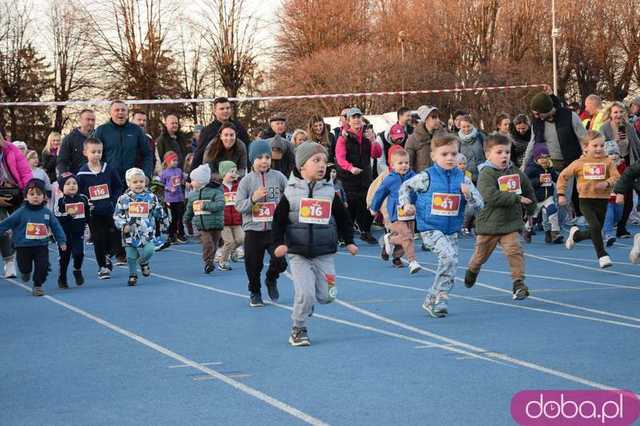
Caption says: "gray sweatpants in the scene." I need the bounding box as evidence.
[288,253,336,328]
[420,230,459,299]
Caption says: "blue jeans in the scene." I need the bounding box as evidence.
[603,202,623,239]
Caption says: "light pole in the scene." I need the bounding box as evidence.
[398,31,407,106]
[551,0,560,95]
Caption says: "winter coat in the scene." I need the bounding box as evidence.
[184,182,225,231]
[40,151,58,182]
[93,120,153,180]
[370,170,417,223]
[192,118,251,170]
[57,128,89,175]
[77,162,123,216]
[0,202,65,247]
[525,162,558,202]
[405,123,442,172]
[599,121,640,165]
[113,189,169,248]
[458,128,485,181]
[235,169,288,232]
[335,128,382,192]
[0,142,32,189]
[156,131,190,167]
[222,181,242,226]
[55,193,91,235]
[557,155,619,200]
[160,167,185,203]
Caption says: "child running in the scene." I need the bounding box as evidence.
[235,139,288,307]
[464,134,536,300]
[0,179,66,296]
[399,134,483,317]
[113,168,169,286]
[272,141,358,346]
[160,151,187,244]
[559,130,620,268]
[218,161,244,271]
[55,172,90,288]
[183,164,225,273]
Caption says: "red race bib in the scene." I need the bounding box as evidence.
[88,184,110,201]
[540,173,553,187]
[128,202,150,218]
[299,198,331,224]
[251,202,276,222]
[25,223,48,240]
[397,205,416,221]
[65,202,85,219]
[583,163,606,180]
[431,193,461,216]
[224,191,237,206]
[498,174,522,194]
[193,200,209,216]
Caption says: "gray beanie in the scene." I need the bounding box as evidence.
[190,164,211,184]
[295,141,328,170]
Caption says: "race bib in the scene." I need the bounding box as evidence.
[128,202,150,218]
[224,191,237,206]
[397,205,415,221]
[299,198,331,224]
[431,193,461,216]
[498,174,522,194]
[88,184,110,201]
[25,223,48,240]
[65,202,85,219]
[251,202,276,222]
[193,200,209,216]
[170,175,182,188]
[583,163,606,180]
[540,173,553,187]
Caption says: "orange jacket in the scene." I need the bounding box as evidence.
[557,155,620,199]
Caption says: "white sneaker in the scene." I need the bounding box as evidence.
[408,260,422,274]
[565,226,579,250]
[4,258,16,278]
[598,255,612,269]
[383,233,393,258]
[629,234,640,264]
[234,246,244,260]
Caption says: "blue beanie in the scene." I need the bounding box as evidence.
[249,139,272,164]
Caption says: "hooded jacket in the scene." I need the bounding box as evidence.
[184,181,225,231]
[235,168,288,232]
[268,135,296,178]
[0,201,66,247]
[404,123,443,172]
[0,142,32,189]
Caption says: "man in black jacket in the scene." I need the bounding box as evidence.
[57,109,95,175]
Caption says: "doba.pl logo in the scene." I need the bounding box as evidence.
[511,390,640,425]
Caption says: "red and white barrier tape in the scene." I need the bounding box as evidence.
[0,84,547,107]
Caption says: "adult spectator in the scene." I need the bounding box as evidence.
[191,124,204,153]
[156,113,190,168]
[457,115,485,181]
[57,109,96,175]
[509,114,532,168]
[628,96,640,132]
[202,122,248,179]
[291,129,309,148]
[192,97,250,170]
[405,105,442,172]
[41,131,61,182]
[450,109,468,133]
[0,127,32,278]
[306,114,335,161]
[130,109,159,175]
[93,100,152,181]
[335,107,382,244]
[378,107,412,160]
[268,134,295,177]
[579,94,606,131]
[260,113,292,141]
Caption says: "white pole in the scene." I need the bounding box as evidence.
[551,0,559,95]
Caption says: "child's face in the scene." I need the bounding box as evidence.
[169,159,178,168]
[253,154,271,172]
[223,168,238,182]
[191,180,204,189]
[457,162,466,171]
[430,142,458,170]
[330,168,337,181]
[128,176,146,193]
[486,144,511,168]
[28,157,39,168]
[63,178,78,196]
[460,121,473,135]
[608,154,620,163]
[84,144,103,163]
[536,155,551,168]
[300,153,327,181]
[26,188,44,205]
[392,155,410,175]
[583,138,605,157]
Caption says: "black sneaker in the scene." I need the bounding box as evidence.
[140,262,151,277]
[105,257,113,271]
[73,270,84,286]
[464,269,478,288]
[512,280,529,300]
[544,230,552,244]
[288,327,310,347]
[617,228,631,239]
[360,232,377,244]
[380,245,389,261]
[249,292,264,307]
[57,275,69,289]
[204,262,214,274]
[128,274,138,287]
[266,279,279,302]
[421,243,430,252]
[98,267,111,280]
[392,257,404,268]
[32,286,44,297]
[175,235,188,244]
[606,236,616,247]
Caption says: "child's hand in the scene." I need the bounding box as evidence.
[595,182,609,190]
[558,195,567,206]
[346,244,358,256]
[274,245,288,258]
[616,194,624,204]
[252,187,267,202]
[403,205,416,216]
[520,196,534,205]
[59,244,67,251]
[460,183,471,199]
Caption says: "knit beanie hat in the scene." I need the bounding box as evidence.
[125,167,145,183]
[295,141,328,170]
[25,150,38,161]
[190,164,211,184]
[163,151,178,167]
[530,92,554,114]
[387,144,406,167]
[456,153,467,164]
[24,178,46,196]
[57,172,78,188]
[249,139,272,163]
[218,161,237,179]
[533,143,551,160]
[604,140,621,157]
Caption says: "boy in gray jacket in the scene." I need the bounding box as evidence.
[235,140,288,307]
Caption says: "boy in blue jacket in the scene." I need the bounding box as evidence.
[0,179,67,296]
[370,148,422,274]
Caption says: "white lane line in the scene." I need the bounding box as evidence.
[543,254,639,267]
[525,252,640,279]
[7,279,328,426]
[169,361,223,369]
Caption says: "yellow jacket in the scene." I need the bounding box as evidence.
[557,155,619,199]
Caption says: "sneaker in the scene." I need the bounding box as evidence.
[230,252,240,262]
[105,257,113,271]
[327,281,337,303]
[380,245,389,261]
[422,294,448,318]
[57,275,69,289]
[421,243,430,252]
[391,257,404,268]
[408,260,422,274]
[617,228,631,239]
[204,262,214,274]
[598,255,612,269]
[115,256,127,266]
[127,274,137,286]
[565,226,579,250]
[249,292,264,307]
[544,230,552,244]
[73,270,84,286]
[266,279,279,302]
[606,236,616,247]
[522,229,532,243]
[382,233,393,258]
[288,327,310,347]
[512,280,530,300]
[140,262,151,277]
[360,232,377,244]
[98,267,111,280]
[550,232,564,244]
[464,269,478,288]
[629,234,640,264]
[3,258,16,278]
[234,246,244,260]
[217,261,232,271]
[32,286,44,297]
[20,272,31,283]
[175,235,188,244]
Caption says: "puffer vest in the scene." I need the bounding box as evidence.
[415,165,466,235]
